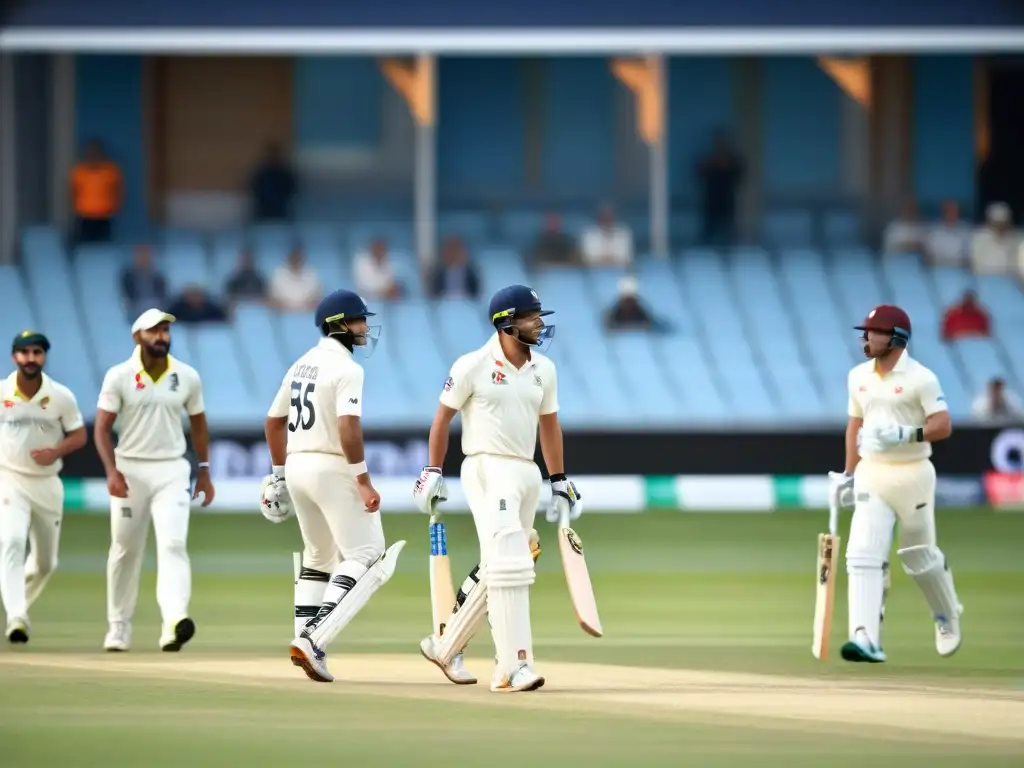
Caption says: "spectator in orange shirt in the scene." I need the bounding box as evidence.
[70,139,122,245]
[941,290,991,341]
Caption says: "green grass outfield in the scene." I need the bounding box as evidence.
[2,510,1023,766]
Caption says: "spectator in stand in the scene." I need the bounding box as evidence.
[120,244,169,321]
[971,202,1018,274]
[696,130,744,247]
[971,377,1024,424]
[249,142,297,223]
[427,236,479,300]
[354,238,403,301]
[269,247,322,312]
[580,205,633,267]
[530,214,579,267]
[225,249,267,305]
[167,285,229,324]
[882,199,926,256]
[71,139,122,246]
[603,276,664,332]
[941,290,991,341]
[925,200,972,267]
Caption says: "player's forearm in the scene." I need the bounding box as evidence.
[93,423,118,475]
[264,417,288,467]
[427,406,457,468]
[843,418,862,475]
[338,416,370,482]
[189,414,211,463]
[923,412,952,443]
[54,427,87,458]
[538,414,564,476]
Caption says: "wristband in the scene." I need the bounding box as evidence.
[549,473,567,483]
[198,462,210,471]
[349,461,368,477]
[915,427,925,443]
[272,464,285,478]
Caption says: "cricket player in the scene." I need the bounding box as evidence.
[0,332,87,643]
[414,284,583,692]
[95,309,215,652]
[262,289,405,684]
[829,304,962,663]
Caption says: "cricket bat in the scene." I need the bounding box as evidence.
[557,507,603,638]
[811,496,841,660]
[428,512,457,639]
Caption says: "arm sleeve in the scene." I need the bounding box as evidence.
[184,372,206,416]
[97,369,122,414]
[919,372,949,417]
[335,367,365,418]
[267,376,291,418]
[60,389,85,432]
[439,358,474,411]
[847,372,863,418]
[540,365,559,416]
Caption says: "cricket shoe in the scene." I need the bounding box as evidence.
[6,617,29,644]
[104,621,132,652]
[490,662,545,693]
[935,604,964,658]
[840,627,887,663]
[419,635,477,685]
[160,618,196,652]
[290,635,334,683]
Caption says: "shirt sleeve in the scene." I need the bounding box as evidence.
[919,372,949,417]
[184,371,206,416]
[336,366,365,418]
[267,376,291,419]
[847,372,863,418]
[439,357,474,411]
[59,389,85,432]
[540,364,559,416]
[97,368,122,414]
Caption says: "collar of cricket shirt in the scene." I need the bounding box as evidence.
[134,345,174,385]
[488,333,534,372]
[6,370,49,402]
[873,349,910,377]
[317,337,353,357]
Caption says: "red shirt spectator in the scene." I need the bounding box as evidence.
[941,291,991,340]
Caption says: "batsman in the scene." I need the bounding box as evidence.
[829,305,963,664]
[414,285,582,692]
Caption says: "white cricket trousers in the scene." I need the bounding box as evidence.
[460,455,542,563]
[287,453,385,572]
[0,470,63,622]
[107,457,193,627]
[852,458,938,551]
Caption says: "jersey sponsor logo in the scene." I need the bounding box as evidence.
[894,386,903,394]
[443,377,454,392]
[533,375,542,387]
[348,397,359,404]
[40,396,50,409]
[499,498,506,511]
[121,507,132,518]
[2,401,12,409]
[169,373,179,391]
[134,373,145,390]
[491,371,507,385]
[858,386,867,392]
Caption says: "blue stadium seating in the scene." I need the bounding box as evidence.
[5,221,1023,429]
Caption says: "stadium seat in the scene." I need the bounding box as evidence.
[950,338,1015,394]
[182,325,255,425]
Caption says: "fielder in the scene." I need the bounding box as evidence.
[415,284,583,692]
[262,289,405,684]
[829,304,962,663]
[0,332,87,643]
[95,309,215,652]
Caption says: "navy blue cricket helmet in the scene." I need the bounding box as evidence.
[488,284,555,348]
[315,290,379,354]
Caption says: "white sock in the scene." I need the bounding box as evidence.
[294,566,330,636]
[488,585,533,673]
[848,566,884,646]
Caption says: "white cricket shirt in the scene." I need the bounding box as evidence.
[268,337,364,459]
[848,351,949,463]
[0,372,84,476]
[440,334,558,462]
[97,347,205,461]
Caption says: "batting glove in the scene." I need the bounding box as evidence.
[827,471,855,509]
[260,468,293,524]
[413,466,448,515]
[546,474,583,524]
[865,424,921,452]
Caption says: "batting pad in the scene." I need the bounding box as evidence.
[306,540,406,649]
[897,544,961,621]
[436,569,489,666]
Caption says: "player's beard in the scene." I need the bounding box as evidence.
[144,340,171,358]
[17,363,42,379]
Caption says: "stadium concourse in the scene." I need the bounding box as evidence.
[4,219,1022,431]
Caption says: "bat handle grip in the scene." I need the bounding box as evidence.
[827,503,839,537]
[558,506,570,529]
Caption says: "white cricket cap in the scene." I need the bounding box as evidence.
[986,201,1011,224]
[618,275,639,296]
[131,308,176,334]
